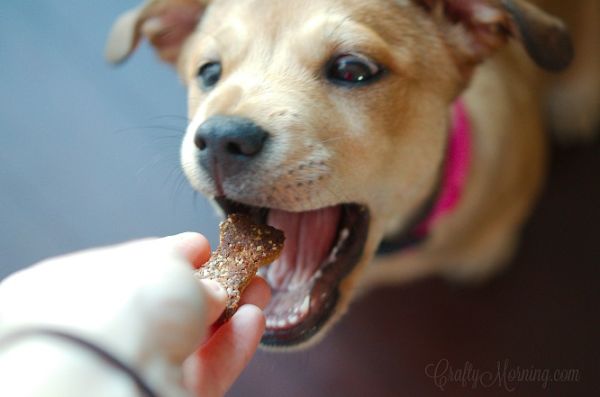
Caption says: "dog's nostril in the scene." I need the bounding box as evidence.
[225,137,265,156]
[195,135,207,151]
[226,141,244,156]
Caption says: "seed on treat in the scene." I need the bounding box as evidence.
[194,213,285,323]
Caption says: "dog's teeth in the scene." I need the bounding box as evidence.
[327,227,350,264]
[288,314,299,324]
[340,228,349,239]
[276,318,287,328]
[266,318,276,328]
[300,295,310,315]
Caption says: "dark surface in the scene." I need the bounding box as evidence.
[1,2,598,396]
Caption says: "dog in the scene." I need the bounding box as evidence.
[106,0,599,349]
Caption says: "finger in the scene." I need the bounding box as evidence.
[238,276,271,310]
[196,305,265,397]
[198,279,227,327]
[161,232,211,268]
[203,276,271,341]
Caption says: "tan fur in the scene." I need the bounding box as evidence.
[106,0,598,348]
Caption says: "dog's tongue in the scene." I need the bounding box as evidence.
[266,206,341,290]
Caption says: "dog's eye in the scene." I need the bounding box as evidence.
[197,62,222,90]
[327,54,381,85]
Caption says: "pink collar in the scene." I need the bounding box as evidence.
[377,99,472,254]
[414,99,472,235]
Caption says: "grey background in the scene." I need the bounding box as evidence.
[1,0,221,278]
[1,1,598,396]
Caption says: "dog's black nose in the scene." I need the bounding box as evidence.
[195,115,269,179]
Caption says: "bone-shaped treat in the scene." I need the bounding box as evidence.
[195,214,284,322]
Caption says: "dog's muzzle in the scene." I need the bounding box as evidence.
[189,115,372,347]
[194,115,269,192]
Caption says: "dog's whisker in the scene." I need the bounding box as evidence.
[140,126,185,134]
[133,135,181,192]
[192,189,200,213]
[146,136,183,143]
[317,135,349,144]
[113,125,185,135]
[134,153,176,186]
[146,114,190,123]
[137,141,181,158]
[168,166,192,208]
[164,166,182,205]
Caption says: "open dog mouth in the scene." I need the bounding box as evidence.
[215,197,369,346]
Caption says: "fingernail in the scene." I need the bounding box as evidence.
[200,279,225,296]
[166,232,202,243]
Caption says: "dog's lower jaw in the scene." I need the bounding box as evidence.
[259,225,384,351]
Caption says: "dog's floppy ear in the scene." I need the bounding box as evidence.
[414,0,573,73]
[105,0,210,65]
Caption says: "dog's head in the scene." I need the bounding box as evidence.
[106,0,571,348]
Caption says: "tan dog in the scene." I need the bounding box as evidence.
[106,0,599,348]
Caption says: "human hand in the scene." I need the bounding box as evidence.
[0,233,271,397]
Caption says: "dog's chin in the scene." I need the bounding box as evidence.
[213,196,370,348]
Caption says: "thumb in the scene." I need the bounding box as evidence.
[160,232,212,268]
[197,280,227,329]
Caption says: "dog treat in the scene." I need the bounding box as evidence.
[195,213,284,322]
